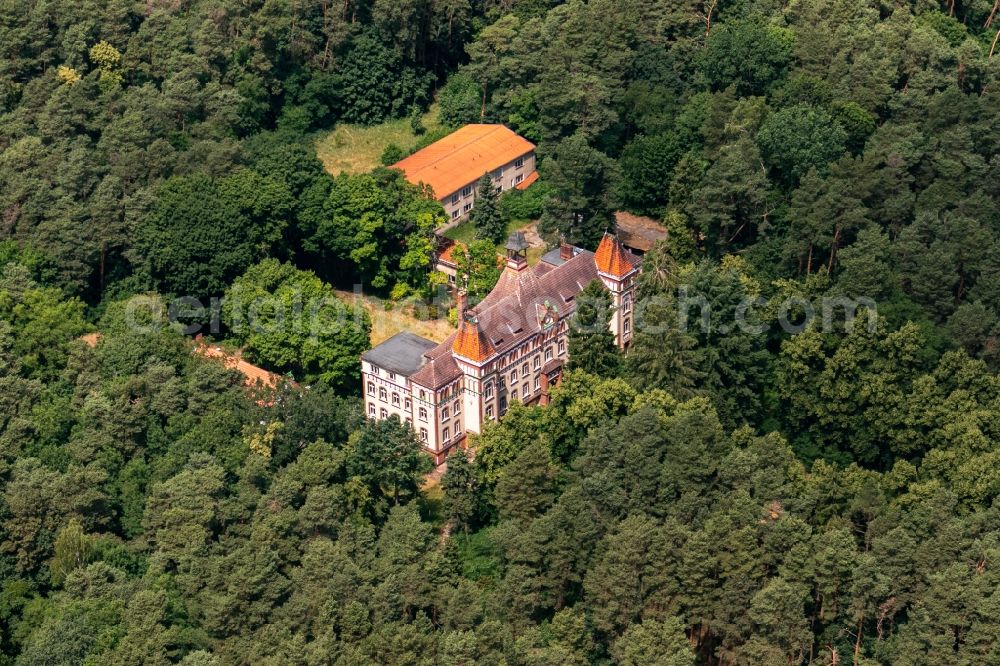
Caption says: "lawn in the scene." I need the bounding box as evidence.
[335,288,454,347]
[315,104,444,176]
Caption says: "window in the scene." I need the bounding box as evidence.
[451,193,460,205]
[368,403,376,416]
[486,405,495,419]
[389,372,396,381]
[420,428,428,442]
[545,346,553,361]
[405,398,412,410]
[623,295,632,313]
[515,173,524,185]
[442,427,450,442]
[533,356,540,370]
[462,185,472,197]
[521,363,529,376]
[499,376,506,389]
[391,393,400,406]
[463,202,473,213]
[453,400,461,413]
[405,417,412,426]
[380,408,387,419]
[419,390,426,400]
[451,210,459,220]
[500,397,508,414]
[534,376,540,390]
[371,366,380,375]
[511,389,518,402]
[442,406,449,420]
[514,157,524,169]
[419,407,428,421]
[367,382,375,396]
[624,318,631,333]
[379,387,387,401]
[493,167,503,179]
[484,382,494,399]
[522,383,529,397]
[511,368,518,382]
[558,341,566,355]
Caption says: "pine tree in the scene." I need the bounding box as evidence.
[441,449,479,534]
[471,174,505,244]
[567,280,621,376]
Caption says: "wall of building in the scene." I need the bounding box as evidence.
[362,362,415,425]
[440,151,536,222]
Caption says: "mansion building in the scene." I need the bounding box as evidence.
[362,232,641,464]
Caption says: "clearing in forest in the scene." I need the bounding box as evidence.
[316,105,444,176]
[335,289,453,347]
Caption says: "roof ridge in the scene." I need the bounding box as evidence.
[398,125,504,174]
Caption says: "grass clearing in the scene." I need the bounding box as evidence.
[315,105,444,176]
[335,289,454,347]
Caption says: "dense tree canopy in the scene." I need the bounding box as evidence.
[2,0,1000,663]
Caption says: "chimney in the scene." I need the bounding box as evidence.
[559,240,574,262]
[455,290,467,322]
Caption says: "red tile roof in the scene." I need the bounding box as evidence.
[403,235,641,388]
[410,333,463,388]
[515,171,539,190]
[392,125,535,200]
[595,232,640,277]
[437,239,462,267]
[452,319,496,363]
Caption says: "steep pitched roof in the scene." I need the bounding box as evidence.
[452,319,497,363]
[392,125,535,199]
[410,333,463,388]
[595,232,640,277]
[404,237,639,388]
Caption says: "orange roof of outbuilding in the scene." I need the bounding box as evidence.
[437,239,463,267]
[515,171,539,190]
[452,319,496,363]
[595,232,640,278]
[392,125,535,200]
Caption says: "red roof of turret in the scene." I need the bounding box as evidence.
[452,318,496,363]
[594,232,639,278]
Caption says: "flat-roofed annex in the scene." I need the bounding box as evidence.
[391,124,535,200]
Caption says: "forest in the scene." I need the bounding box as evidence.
[1,0,999,664]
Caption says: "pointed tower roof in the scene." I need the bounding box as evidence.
[505,231,530,252]
[452,318,496,363]
[594,232,638,278]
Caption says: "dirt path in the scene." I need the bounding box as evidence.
[520,222,546,249]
